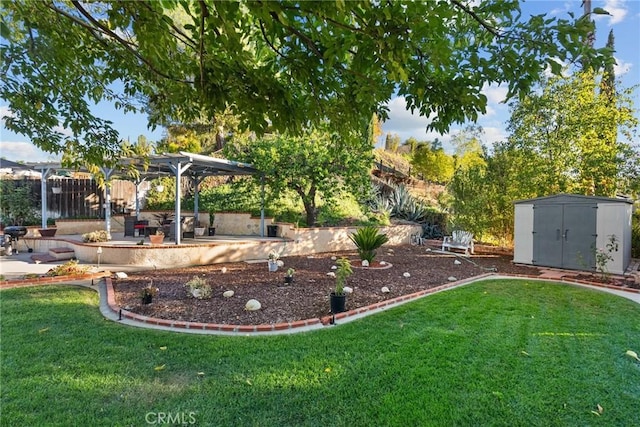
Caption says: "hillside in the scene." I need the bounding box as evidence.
[372,149,445,205]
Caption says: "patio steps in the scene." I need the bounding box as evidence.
[48,247,75,261]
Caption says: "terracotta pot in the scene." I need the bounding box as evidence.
[38,228,57,237]
[149,234,164,245]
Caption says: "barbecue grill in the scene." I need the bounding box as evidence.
[3,225,28,255]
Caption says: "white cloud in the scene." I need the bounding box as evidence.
[550,2,572,16]
[482,127,508,146]
[613,56,632,75]
[0,141,60,163]
[595,0,629,25]
[482,84,509,104]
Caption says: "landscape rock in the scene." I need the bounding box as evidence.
[403,272,411,278]
[448,276,457,281]
[454,260,462,265]
[381,286,390,293]
[223,290,234,298]
[361,260,369,267]
[343,286,353,294]
[115,272,128,279]
[245,299,261,311]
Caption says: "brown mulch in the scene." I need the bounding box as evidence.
[113,244,547,325]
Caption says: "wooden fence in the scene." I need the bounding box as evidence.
[0,177,136,218]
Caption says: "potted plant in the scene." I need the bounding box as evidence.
[284,268,295,284]
[349,226,389,264]
[194,221,206,237]
[267,250,279,272]
[208,211,216,236]
[139,281,158,304]
[330,257,352,313]
[149,229,164,245]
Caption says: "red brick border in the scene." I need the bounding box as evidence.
[3,270,638,334]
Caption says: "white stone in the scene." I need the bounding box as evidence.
[191,289,202,298]
[425,248,432,252]
[448,276,457,282]
[223,290,234,298]
[331,265,337,270]
[388,249,394,253]
[331,256,337,260]
[115,272,128,279]
[403,272,411,278]
[381,286,390,293]
[245,299,261,311]
[361,260,369,267]
[454,260,462,265]
[276,260,284,267]
[326,272,336,278]
[221,267,228,273]
[343,286,353,294]
[380,261,387,265]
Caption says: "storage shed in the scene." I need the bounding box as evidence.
[513,194,633,275]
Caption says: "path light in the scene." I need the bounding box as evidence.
[97,246,103,268]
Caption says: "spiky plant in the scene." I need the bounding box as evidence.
[349,226,389,263]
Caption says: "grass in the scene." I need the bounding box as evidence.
[1,280,639,426]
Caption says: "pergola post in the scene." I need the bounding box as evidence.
[167,161,192,245]
[39,167,54,229]
[260,174,265,237]
[99,167,115,239]
[192,175,205,226]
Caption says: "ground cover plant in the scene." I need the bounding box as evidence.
[1,280,639,426]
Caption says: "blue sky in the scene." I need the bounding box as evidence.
[1,0,638,162]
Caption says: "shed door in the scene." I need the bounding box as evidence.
[532,203,597,270]
[533,205,563,268]
[561,204,596,270]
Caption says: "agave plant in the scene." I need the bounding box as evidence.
[349,226,389,263]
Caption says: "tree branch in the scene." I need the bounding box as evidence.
[450,0,503,38]
[64,1,192,84]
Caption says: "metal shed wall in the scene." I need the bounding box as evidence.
[513,194,633,275]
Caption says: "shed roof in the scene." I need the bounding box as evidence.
[514,193,632,205]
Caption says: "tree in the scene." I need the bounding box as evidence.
[224,124,373,226]
[506,70,637,197]
[385,134,401,153]
[600,29,616,104]
[1,1,607,166]
[451,125,487,172]
[411,144,455,184]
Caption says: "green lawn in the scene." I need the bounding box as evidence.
[1,280,639,426]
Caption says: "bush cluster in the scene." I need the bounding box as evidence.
[82,230,109,243]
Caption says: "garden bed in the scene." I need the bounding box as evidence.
[113,245,542,325]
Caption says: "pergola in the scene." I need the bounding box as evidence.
[30,152,263,244]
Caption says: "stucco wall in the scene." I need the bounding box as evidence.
[23,223,422,268]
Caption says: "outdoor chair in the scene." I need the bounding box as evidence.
[133,220,149,237]
[442,230,474,256]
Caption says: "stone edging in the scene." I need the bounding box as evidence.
[2,272,638,335]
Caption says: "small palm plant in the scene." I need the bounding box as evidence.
[349,226,389,263]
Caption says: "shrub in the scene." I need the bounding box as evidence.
[349,226,389,263]
[184,276,212,300]
[82,230,109,243]
[46,260,88,277]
